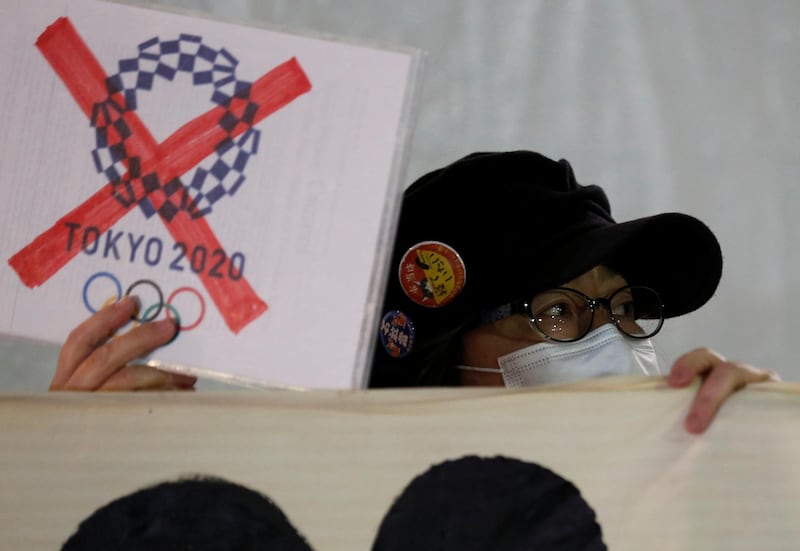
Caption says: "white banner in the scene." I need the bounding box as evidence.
[1,378,798,549]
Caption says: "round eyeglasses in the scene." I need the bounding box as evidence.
[508,285,664,342]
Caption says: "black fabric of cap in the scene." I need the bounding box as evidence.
[369,151,722,386]
[371,455,607,551]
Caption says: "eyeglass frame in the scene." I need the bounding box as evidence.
[506,284,665,343]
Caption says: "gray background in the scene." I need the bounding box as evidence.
[2,0,798,390]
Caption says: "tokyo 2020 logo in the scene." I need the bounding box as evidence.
[83,271,206,331]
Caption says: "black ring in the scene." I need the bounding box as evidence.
[125,279,164,323]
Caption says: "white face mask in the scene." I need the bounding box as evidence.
[457,324,661,387]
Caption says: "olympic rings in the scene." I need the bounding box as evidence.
[82,271,206,331]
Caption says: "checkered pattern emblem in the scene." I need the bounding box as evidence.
[90,34,260,221]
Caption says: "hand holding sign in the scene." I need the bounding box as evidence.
[51,296,196,391]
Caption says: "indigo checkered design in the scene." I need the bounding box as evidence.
[90,34,260,221]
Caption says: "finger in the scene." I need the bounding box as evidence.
[167,373,199,388]
[98,364,197,391]
[684,361,775,434]
[666,347,726,388]
[60,317,178,390]
[52,296,140,389]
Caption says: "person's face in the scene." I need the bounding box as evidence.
[458,265,629,386]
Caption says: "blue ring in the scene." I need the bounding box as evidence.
[82,271,122,314]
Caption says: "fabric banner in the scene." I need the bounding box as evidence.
[1,377,798,549]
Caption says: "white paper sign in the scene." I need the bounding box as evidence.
[0,0,421,388]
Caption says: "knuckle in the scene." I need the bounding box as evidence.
[714,361,738,375]
[674,347,723,371]
[86,342,115,372]
[704,361,748,394]
[693,346,725,361]
[135,322,173,347]
[63,325,87,349]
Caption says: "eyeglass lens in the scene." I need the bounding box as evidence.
[528,286,663,341]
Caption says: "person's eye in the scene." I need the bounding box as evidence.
[612,300,636,318]
[538,301,572,319]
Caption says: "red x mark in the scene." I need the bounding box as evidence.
[8,18,312,334]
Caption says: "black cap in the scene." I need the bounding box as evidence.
[370,150,722,386]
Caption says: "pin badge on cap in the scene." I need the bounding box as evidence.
[398,241,466,308]
[379,310,416,358]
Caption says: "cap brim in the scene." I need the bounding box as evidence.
[547,213,722,318]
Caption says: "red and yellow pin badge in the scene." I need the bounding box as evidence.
[398,241,466,308]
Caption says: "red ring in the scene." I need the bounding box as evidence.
[166,286,206,331]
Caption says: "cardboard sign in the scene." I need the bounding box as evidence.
[0,1,421,388]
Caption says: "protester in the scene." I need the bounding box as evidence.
[51,151,778,434]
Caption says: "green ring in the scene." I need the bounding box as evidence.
[141,302,182,329]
